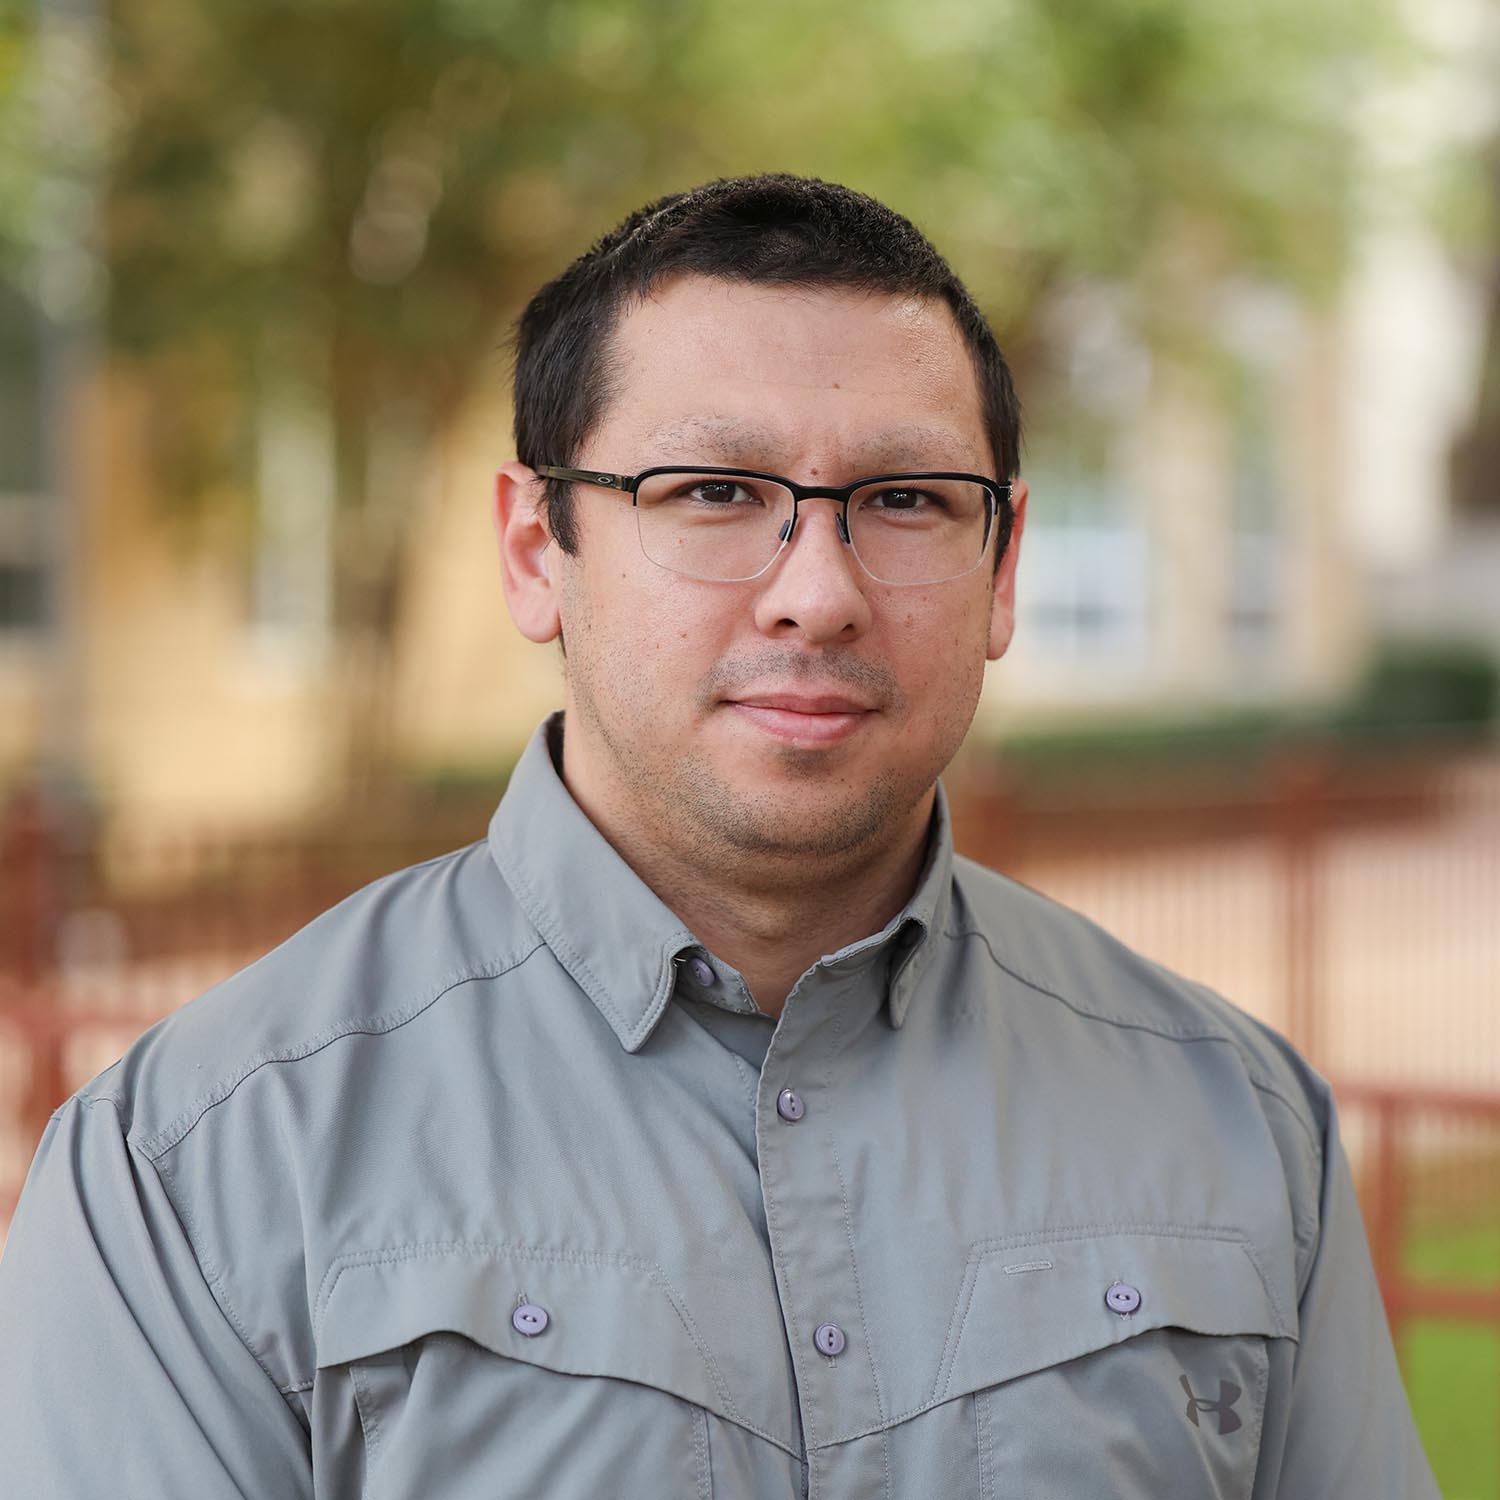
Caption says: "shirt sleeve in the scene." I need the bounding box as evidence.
[0,1094,314,1499]
[1267,1089,1440,1497]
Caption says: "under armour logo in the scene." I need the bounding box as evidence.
[1180,1374,1242,1435]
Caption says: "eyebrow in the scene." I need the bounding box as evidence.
[639,415,986,475]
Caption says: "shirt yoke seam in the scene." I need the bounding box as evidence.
[133,938,548,1161]
[947,922,1324,1163]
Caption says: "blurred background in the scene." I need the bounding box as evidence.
[2,0,1498,1488]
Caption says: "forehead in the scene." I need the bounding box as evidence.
[593,275,990,473]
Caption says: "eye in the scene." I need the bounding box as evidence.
[864,486,944,513]
[688,480,756,506]
[663,477,769,509]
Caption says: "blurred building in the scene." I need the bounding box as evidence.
[989,279,1364,728]
[998,0,1500,730]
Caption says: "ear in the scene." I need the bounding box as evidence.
[493,461,562,644]
[986,478,1028,662]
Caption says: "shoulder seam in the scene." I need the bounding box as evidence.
[1246,1076,1324,1165]
[72,1091,127,1112]
[134,937,547,1161]
[948,922,1323,1160]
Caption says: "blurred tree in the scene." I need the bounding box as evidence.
[0,0,1401,780]
[0,2,32,280]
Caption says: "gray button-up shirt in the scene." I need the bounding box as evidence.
[0,711,1438,1497]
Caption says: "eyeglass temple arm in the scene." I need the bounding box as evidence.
[535,465,632,491]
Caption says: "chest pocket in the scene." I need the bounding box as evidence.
[939,1227,1295,1500]
[313,1242,806,1500]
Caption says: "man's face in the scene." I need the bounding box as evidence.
[501,273,1026,876]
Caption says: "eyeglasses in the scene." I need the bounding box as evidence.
[536,465,1013,586]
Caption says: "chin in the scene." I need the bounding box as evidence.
[691,775,913,862]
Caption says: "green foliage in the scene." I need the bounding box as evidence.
[987,637,1499,783]
[655,0,1403,325]
[1335,639,1500,735]
[0,0,1409,621]
[0,1,36,279]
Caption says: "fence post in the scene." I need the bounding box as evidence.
[1273,748,1326,1063]
[17,1001,67,1156]
[0,785,63,986]
[1365,1090,1408,1362]
[950,750,1020,871]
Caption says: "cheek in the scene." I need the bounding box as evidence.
[891,597,990,680]
[618,579,727,684]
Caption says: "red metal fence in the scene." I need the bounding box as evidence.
[1340,1082,1500,1334]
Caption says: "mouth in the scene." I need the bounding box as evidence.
[723,695,877,746]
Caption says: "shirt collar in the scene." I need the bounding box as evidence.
[487,711,954,1051]
[881,788,953,1029]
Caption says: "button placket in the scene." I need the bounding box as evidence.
[755,970,884,1456]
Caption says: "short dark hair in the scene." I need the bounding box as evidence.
[512,173,1021,572]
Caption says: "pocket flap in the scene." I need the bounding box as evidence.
[936,1226,1296,1404]
[313,1242,800,1453]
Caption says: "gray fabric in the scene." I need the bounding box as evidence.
[0,710,1437,1497]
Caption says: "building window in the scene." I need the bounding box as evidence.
[248,386,333,661]
[1012,283,1154,692]
[1224,338,1286,674]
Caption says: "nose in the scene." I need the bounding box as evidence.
[751,497,872,643]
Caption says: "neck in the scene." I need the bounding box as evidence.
[559,723,934,1020]
[634,818,931,1019]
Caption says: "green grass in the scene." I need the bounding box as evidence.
[1404,1323,1500,1498]
[1407,1219,1500,1285]
[1400,1215,1500,1499]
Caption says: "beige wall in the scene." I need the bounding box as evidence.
[4,371,563,827]
[75,374,342,827]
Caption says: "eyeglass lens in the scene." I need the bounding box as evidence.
[634,472,993,584]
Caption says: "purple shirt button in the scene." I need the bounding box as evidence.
[512,1301,550,1337]
[1105,1281,1142,1316]
[688,957,715,987]
[814,1322,846,1357]
[776,1087,806,1122]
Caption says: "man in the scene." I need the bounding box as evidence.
[0,174,1436,1496]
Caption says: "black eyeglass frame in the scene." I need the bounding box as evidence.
[534,464,1016,585]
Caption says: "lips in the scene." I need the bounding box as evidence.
[723,693,877,747]
[728,693,876,714]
